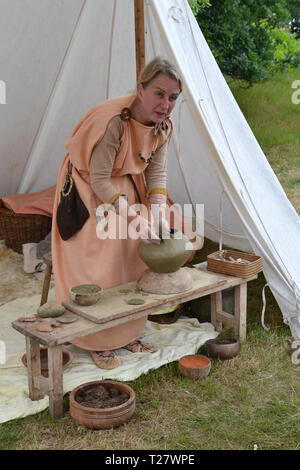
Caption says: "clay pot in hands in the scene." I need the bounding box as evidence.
[138,229,192,273]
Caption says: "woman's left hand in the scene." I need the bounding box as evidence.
[150,202,170,239]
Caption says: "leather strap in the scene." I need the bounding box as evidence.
[127,174,142,204]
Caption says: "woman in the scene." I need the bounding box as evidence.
[52,57,197,369]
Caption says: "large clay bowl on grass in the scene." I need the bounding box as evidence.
[179,354,211,379]
[205,338,240,360]
[69,380,136,430]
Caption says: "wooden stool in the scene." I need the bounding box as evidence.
[40,252,52,306]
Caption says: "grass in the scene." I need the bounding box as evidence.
[1,67,300,450]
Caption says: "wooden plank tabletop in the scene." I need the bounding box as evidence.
[62,267,229,324]
[11,308,151,347]
[11,266,257,347]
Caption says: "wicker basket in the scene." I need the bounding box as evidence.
[207,249,263,278]
[0,199,52,254]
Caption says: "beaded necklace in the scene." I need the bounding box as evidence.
[138,150,156,164]
[120,107,158,165]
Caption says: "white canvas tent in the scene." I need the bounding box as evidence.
[0,0,299,338]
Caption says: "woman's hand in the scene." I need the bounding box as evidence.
[149,196,170,240]
[152,210,170,240]
[128,214,161,244]
[114,195,160,244]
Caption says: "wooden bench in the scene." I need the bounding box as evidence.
[11,265,257,419]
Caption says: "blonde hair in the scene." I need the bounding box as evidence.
[137,57,182,146]
[138,56,183,93]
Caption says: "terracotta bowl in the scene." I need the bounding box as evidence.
[69,380,136,430]
[179,354,211,379]
[205,338,240,360]
[22,346,73,377]
[70,284,103,306]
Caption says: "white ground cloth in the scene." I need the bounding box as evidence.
[0,289,217,424]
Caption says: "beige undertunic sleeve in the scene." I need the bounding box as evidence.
[144,129,171,205]
[90,115,124,204]
[144,140,168,192]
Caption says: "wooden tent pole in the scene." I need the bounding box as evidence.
[134,0,145,83]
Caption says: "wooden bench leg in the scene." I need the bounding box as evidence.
[234,283,247,341]
[211,292,223,332]
[40,264,52,306]
[48,345,64,419]
[26,337,44,401]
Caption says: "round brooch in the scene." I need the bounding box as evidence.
[120,107,132,122]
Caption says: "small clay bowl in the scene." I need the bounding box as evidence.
[179,354,211,379]
[205,338,240,360]
[22,346,73,377]
[70,284,103,306]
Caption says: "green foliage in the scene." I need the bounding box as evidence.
[195,0,300,83]
[188,0,211,15]
[286,0,300,38]
[270,26,300,70]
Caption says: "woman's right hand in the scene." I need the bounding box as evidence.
[128,214,161,244]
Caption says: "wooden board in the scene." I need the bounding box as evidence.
[12,267,257,346]
[62,268,228,324]
[12,308,153,347]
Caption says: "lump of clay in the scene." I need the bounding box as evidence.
[36,321,54,333]
[17,313,37,322]
[37,301,66,318]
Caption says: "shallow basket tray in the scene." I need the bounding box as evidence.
[0,199,52,254]
[207,249,263,278]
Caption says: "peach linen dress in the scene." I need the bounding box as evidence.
[52,94,194,351]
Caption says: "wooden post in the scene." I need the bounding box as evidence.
[234,283,247,341]
[40,265,52,306]
[26,338,44,401]
[210,292,223,332]
[40,253,52,306]
[48,346,64,419]
[134,0,145,82]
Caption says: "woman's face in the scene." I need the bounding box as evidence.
[137,73,180,125]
